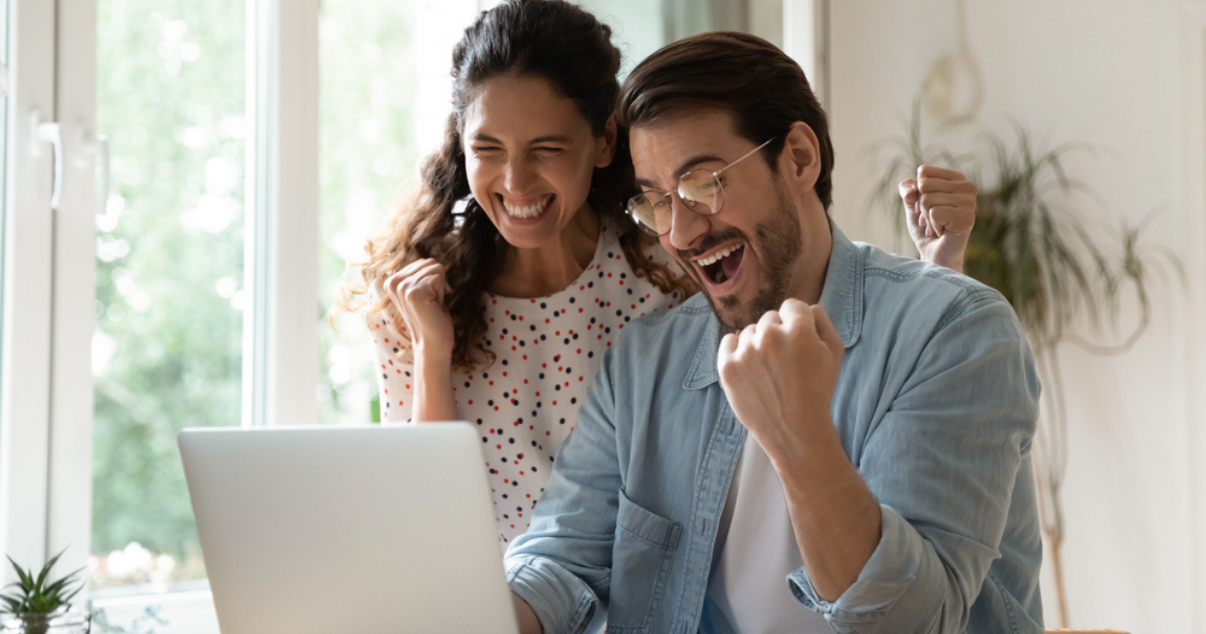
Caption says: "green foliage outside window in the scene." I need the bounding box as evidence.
[93,0,246,586]
[90,0,425,594]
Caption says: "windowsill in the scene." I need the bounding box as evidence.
[90,583,218,634]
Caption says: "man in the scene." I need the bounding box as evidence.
[507,31,1042,634]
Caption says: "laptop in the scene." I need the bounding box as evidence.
[179,423,519,634]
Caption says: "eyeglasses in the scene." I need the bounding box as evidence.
[626,138,774,236]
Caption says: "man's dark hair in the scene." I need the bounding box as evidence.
[617,31,836,210]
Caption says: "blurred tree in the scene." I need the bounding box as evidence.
[93,0,246,580]
[90,0,425,589]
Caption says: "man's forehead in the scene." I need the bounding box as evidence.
[630,107,741,181]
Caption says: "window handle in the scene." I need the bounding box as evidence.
[30,110,64,210]
[76,127,111,223]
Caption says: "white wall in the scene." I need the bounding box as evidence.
[824,1,1204,632]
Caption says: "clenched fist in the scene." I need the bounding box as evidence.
[384,258,455,357]
[899,165,976,273]
[717,299,844,460]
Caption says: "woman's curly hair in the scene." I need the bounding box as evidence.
[338,0,694,371]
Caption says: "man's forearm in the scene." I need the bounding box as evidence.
[512,593,542,634]
[767,418,882,602]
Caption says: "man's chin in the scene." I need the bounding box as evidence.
[706,291,756,335]
[704,287,784,336]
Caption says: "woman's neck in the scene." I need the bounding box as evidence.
[490,207,601,298]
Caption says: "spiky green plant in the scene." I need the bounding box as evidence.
[1,549,85,634]
[868,103,1182,628]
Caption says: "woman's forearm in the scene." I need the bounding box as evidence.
[410,347,461,422]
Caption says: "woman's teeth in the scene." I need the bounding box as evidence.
[695,243,742,268]
[503,196,551,219]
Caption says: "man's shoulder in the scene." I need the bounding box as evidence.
[856,242,1009,317]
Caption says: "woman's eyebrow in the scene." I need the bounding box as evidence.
[468,133,573,145]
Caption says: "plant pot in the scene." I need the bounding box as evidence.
[0,611,90,634]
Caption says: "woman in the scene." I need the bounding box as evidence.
[342,0,973,543]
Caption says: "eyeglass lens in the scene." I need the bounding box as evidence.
[628,171,722,235]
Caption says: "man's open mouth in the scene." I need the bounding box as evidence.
[694,243,745,285]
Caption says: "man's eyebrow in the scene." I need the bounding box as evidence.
[635,153,725,190]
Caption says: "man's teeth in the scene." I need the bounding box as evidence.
[503,197,551,218]
[695,243,742,268]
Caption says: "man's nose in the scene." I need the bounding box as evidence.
[665,195,710,251]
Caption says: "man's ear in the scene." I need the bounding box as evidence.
[781,121,821,193]
[595,114,619,168]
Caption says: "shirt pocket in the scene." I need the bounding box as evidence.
[606,489,683,634]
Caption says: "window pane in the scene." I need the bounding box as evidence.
[91,0,246,602]
[318,0,476,425]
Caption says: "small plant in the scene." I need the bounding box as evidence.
[0,549,86,634]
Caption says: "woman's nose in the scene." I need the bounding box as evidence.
[504,156,536,191]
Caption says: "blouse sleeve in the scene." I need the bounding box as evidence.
[368,309,416,424]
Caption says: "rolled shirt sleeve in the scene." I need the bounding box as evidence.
[787,293,1041,633]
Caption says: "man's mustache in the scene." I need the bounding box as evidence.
[675,228,748,262]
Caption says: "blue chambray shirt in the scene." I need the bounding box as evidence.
[505,226,1044,634]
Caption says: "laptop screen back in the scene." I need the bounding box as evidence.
[179,424,518,634]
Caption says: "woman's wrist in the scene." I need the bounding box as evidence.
[410,345,459,422]
[413,343,454,377]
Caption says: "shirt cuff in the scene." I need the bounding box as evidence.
[786,504,940,631]
[506,555,599,634]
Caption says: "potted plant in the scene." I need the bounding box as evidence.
[869,103,1180,627]
[0,549,90,634]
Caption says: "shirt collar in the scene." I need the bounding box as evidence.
[684,224,864,390]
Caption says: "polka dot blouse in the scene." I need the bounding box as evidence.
[372,221,682,544]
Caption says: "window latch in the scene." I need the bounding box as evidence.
[30,109,63,210]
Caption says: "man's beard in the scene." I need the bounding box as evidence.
[677,183,804,335]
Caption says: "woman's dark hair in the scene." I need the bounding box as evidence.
[617,31,836,210]
[342,0,692,370]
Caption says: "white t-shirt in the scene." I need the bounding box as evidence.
[372,220,682,544]
[706,434,831,632]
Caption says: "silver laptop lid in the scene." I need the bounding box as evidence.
[179,424,518,634]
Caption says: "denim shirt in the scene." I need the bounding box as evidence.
[505,227,1044,634]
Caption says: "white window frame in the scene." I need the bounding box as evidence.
[1,0,320,620]
[1,0,61,578]
[245,0,319,430]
